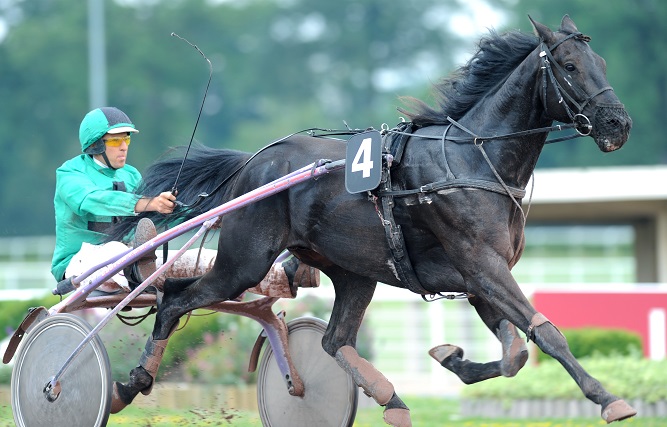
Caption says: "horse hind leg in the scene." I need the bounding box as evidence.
[110,276,202,412]
[110,331,174,413]
[430,317,528,385]
[112,196,291,412]
[112,270,241,412]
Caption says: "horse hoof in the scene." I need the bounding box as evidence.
[110,382,129,414]
[499,319,528,377]
[500,349,528,377]
[383,407,412,427]
[601,399,637,423]
[428,344,463,365]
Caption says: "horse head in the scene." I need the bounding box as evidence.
[530,15,632,152]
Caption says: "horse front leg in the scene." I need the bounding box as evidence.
[470,262,637,423]
[430,295,528,384]
[529,314,637,422]
[322,270,412,427]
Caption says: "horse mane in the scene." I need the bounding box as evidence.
[105,144,250,242]
[399,29,540,126]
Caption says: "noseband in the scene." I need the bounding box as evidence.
[539,31,613,136]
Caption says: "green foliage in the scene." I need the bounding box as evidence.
[0,362,10,384]
[167,293,339,384]
[181,320,259,385]
[536,327,643,362]
[163,292,374,384]
[97,310,155,382]
[0,296,59,342]
[461,356,667,403]
[159,309,229,379]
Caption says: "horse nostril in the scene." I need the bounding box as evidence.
[594,104,632,137]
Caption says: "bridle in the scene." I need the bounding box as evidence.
[384,31,616,148]
[538,31,613,137]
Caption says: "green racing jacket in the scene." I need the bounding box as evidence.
[51,154,142,281]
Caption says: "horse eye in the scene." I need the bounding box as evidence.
[564,63,576,72]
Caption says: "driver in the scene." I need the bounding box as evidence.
[51,107,176,292]
[52,106,319,296]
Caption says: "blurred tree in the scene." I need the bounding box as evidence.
[0,1,88,236]
[0,0,657,236]
[0,0,461,236]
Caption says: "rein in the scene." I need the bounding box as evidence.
[173,127,364,213]
[386,117,584,146]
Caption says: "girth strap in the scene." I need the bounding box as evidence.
[377,157,432,295]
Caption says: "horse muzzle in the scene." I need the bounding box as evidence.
[590,103,632,152]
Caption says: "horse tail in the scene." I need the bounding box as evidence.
[105,144,250,242]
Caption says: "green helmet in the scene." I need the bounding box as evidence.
[79,107,139,154]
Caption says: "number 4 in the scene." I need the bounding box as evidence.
[351,138,374,178]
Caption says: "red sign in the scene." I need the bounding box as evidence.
[532,288,667,358]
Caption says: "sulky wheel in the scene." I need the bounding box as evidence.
[11,313,112,427]
[257,317,358,427]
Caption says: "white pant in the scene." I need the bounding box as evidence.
[66,242,217,293]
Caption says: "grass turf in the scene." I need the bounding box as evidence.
[2,397,665,427]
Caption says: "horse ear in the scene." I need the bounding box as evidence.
[560,14,579,33]
[528,15,554,43]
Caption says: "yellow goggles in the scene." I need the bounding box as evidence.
[103,135,131,147]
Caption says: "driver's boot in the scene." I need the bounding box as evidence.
[125,218,158,285]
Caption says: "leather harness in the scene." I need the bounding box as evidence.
[373,122,526,296]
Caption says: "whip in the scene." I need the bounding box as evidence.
[169,32,213,196]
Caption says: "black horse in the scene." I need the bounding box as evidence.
[109,15,635,425]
